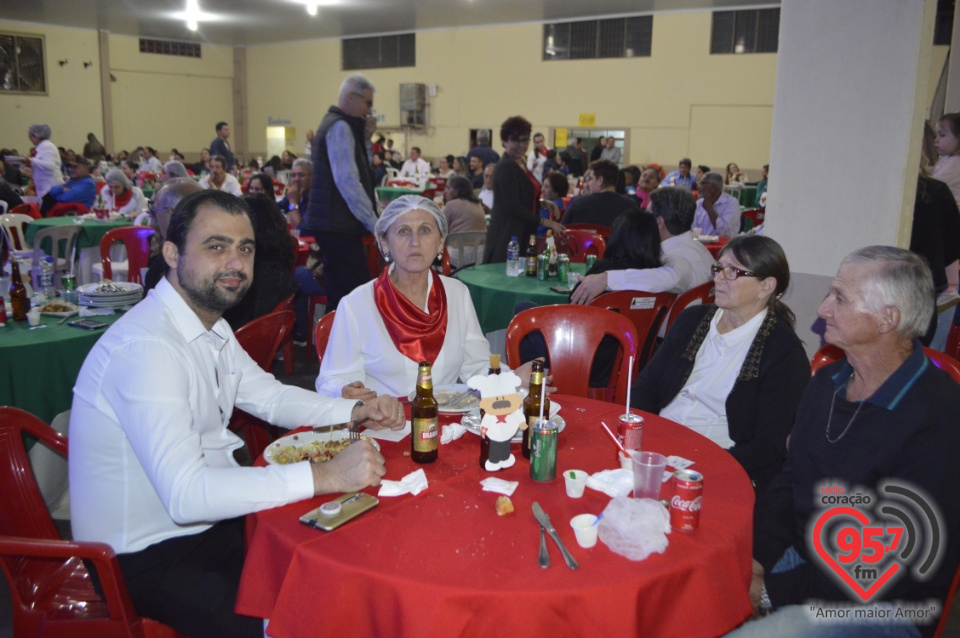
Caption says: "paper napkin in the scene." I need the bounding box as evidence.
[363,421,410,443]
[378,468,428,497]
[479,477,518,496]
[585,468,635,498]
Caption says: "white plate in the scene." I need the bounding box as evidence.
[37,302,80,317]
[462,412,565,443]
[408,383,481,414]
[263,430,380,465]
[77,281,143,297]
[696,235,720,243]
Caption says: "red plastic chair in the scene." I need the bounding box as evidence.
[665,281,716,332]
[810,344,960,383]
[945,320,960,362]
[935,562,960,638]
[99,226,155,283]
[271,295,296,376]
[314,310,337,365]
[95,181,108,194]
[46,202,89,218]
[231,310,295,459]
[590,290,677,369]
[362,234,385,278]
[564,223,612,239]
[506,304,638,404]
[0,407,181,638]
[562,230,606,264]
[10,202,41,220]
[740,208,765,231]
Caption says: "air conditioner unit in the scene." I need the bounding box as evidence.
[400,83,426,128]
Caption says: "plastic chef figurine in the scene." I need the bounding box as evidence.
[468,371,525,471]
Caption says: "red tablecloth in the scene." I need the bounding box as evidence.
[237,396,754,638]
[702,236,730,259]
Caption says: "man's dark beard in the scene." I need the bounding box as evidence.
[180,268,250,315]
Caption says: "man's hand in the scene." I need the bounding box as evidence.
[748,559,766,612]
[542,218,565,235]
[341,381,376,402]
[570,272,608,305]
[354,394,406,431]
[285,183,302,205]
[515,359,558,395]
[310,440,386,494]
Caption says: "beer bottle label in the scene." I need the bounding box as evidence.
[530,371,543,386]
[412,417,439,453]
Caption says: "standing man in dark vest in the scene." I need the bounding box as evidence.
[303,74,379,312]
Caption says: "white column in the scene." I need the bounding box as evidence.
[765,0,937,355]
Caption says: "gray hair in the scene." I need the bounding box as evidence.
[104,168,131,190]
[28,124,52,140]
[649,187,696,236]
[476,129,491,144]
[164,161,188,178]
[338,73,375,103]
[841,246,934,338]
[701,172,724,191]
[292,157,313,171]
[374,195,447,255]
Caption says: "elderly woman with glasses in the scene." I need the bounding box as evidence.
[316,195,536,400]
[483,116,565,263]
[102,168,147,216]
[630,235,809,492]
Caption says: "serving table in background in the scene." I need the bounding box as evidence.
[0,312,122,423]
[237,395,754,638]
[25,217,133,284]
[455,262,587,334]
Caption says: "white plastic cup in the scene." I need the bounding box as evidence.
[563,469,588,498]
[570,514,599,548]
[631,451,667,500]
[27,309,41,327]
[691,226,702,239]
[619,451,633,471]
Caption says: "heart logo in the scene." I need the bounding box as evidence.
[812,506,900,602]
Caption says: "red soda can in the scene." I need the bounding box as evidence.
[0,297,7,325]
[670,469,703,532]
[617,413,643,461]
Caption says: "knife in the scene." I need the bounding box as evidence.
[532,502,578,570]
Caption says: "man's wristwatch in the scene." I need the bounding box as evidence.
[758,584,772,615]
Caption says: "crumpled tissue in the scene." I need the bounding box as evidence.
[479,477,518,496]
[378,468,428,497]
[80,307,115,317]
[585,468,635,498]
[441,422,467,444]
[598,496,671,561]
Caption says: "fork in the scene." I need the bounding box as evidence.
[441,390,474,409]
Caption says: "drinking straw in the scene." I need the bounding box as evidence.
[600,421,626,453]
[625,355,634,417]
[538,382,545,424]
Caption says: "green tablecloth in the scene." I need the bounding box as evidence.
[727,185,757,207]
[455,262,586,334]
[25,216,133,251]
[376,186,423,203]
[0,312,122,423]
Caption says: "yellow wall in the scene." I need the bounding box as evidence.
[0,21,102,153]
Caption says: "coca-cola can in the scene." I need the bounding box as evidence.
[617,413,643,461]
[670,469,703,532]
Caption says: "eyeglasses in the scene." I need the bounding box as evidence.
[351,92,373,107]
[711,263,760,280]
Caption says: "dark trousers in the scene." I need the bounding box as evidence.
[312,231,372,313]
[117,518,262,638]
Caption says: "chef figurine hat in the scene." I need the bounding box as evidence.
[467,371,522,398]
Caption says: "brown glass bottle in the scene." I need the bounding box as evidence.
[411,361,439,463]
[488,354,501,375]
[521,360,550,459]
[524,235,537,277]
[9,258,30,322]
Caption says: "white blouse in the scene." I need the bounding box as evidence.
[660,308,767,448]
[316,272,495,398]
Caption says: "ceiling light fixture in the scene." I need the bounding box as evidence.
[185,0,201,31]
[307,3,318,16]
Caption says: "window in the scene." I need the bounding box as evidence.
[710,9,780,54]
[0,33,45,94]
[139,38,201,58]
[342,34,415,70]
[543,16,652,61]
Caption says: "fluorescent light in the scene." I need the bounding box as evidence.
[307,3,318,16]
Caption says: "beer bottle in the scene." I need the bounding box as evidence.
[547,245,558,278]
[411,361,439,463]
[488,354,501,375]
[9,257,30,322]
[524,235,537,277]
[522,359,550,459]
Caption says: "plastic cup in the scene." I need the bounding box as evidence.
[691,226,702,239]
[563,469,588,498]
[631,451,667,500]
[27,310,41,327]
[570,514,599,548]
[619,451,633,471]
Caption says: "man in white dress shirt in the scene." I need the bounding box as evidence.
[399,146,431,185]
[693,172,741,238]
[69,190,404,637]
[571,187,714,305]
[198,155,243,196]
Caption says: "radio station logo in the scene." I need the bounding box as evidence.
[808,479,945,603]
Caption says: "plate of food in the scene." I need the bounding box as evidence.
[461,412,566,443]
[408,384,481,414]
[36,300,80,317]
[263,430,380,465]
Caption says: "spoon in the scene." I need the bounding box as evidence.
[538,524,550,568]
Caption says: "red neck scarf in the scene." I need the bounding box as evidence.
[373,267,448,364]
[523,167,541,215]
